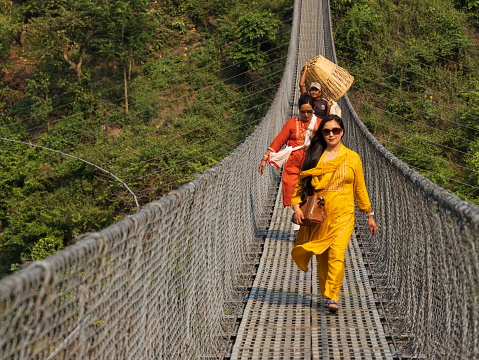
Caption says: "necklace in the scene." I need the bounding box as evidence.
[296,118,310,141]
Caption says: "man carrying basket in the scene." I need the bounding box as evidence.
[298,55,355,119]
[299,65,330,119]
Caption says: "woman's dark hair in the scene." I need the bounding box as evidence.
[299,114,345,202]
[298,93,315,109]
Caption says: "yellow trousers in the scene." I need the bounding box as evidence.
[292,213,354,302]
[315,239,348,301]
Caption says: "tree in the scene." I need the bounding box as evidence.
[89,0,157,114]
[22,0,156,85]
[23,0,103,80]
[231,12,281,71]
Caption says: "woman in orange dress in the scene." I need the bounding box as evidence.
[258,95,319,231]
[290,114,378,312]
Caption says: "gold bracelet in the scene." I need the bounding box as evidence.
[293,208,301,214]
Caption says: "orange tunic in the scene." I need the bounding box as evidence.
[290,144,373,301]
[268,117,318,206]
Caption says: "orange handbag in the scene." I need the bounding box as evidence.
[300,193,326,226]
[299,170,336,226]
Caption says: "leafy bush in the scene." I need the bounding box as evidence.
[0,15,19,58]
[230,12,281,71]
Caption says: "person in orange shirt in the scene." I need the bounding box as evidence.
[258,94,319,232]
[291,114,378,312]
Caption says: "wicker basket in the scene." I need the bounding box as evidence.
[304,55,354,101]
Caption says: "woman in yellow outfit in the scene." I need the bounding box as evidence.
[291,114,378,312]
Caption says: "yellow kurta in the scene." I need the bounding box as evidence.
[290,144,372,301]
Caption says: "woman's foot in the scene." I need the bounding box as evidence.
[324,299,339,312]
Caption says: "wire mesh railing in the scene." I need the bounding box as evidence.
[344,100,479,358]
[1,0,478,359]
[0,97,287,359]
[322,1,479,356]
[0,0,301,356]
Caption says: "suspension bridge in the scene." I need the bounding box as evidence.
[1,0,478,359]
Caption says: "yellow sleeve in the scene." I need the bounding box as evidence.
[291,178,303,207]
[352,152,373,213]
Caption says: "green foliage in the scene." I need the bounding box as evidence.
[0,15,19,58]
[22,0,157,80]
[0,154,122,274]
[400,134,456,187]
[210,0,238,16]
[12,71,53,126]
[27,236,65,262]
[453,0,479,12]
[421,7,474,63]
[0,0,293,276]
[89,0,157,64]
[461,88,479,134]
[332,0,479,201]
[334,2,381,62]
[230,12,281,71]
[459,87,479,193]
[332,0,361,12]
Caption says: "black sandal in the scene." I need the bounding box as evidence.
[325,299,339,313]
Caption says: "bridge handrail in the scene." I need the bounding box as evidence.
[0,0,299,357]
[322,1,479,357]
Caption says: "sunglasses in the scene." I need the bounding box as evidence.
[321,127,343,136]
[299,110,314,114]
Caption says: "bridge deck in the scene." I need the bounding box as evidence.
[231,188,394,359]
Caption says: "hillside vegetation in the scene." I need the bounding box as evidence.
[0,0,478,276]
[0,0,293,275]
[331,0,479,201]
